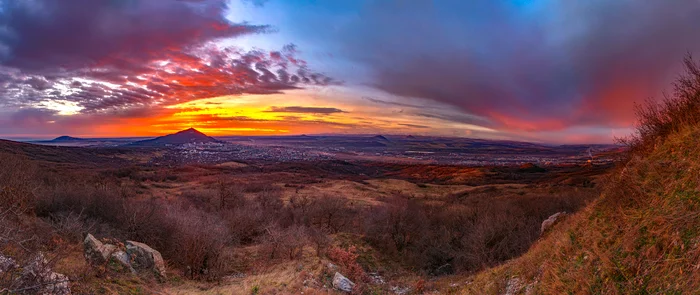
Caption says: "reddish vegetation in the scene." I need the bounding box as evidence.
[0,139,609,293]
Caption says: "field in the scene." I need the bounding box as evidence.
[0,138,613,294]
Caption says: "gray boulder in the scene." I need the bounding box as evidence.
[126,240,167,278]
[332,272,355,293]
[83,234,116,266]
[20,253,71,295]
[540,212,567,235]
[110,250,136,273]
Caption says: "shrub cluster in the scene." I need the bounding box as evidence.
[4,153,598,282]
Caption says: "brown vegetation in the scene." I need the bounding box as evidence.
[0,138,607,293]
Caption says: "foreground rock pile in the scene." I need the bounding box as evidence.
[0,252,71,295]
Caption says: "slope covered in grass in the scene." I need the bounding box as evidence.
[461,122,700,294]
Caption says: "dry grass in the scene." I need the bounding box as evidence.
[457,124,700,295]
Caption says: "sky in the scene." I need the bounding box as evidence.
[0,0,699,143]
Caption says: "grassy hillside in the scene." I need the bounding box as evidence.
[460,59,700,294]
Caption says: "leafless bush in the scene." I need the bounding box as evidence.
[0,154,40,251]
[46,210,96,243]
[218,181,245,211]
[308,195,352,233]
[161,206,229,280]
[256,188,284,212]
[363,191,594,274]
[308,227,331,257]
[0,155,68,294]
[223,203,269,245]
[620,55,700,155]
[288,194,312,225]
[261,225,309,260]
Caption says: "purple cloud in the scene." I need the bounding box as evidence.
[265,106,347,114]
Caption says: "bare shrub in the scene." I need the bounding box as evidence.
[363,190,595,275]
[281,225,309,260]
[261,225,309,260]
[46,210,96,243]
[161,205,229,280]
[621,55,700,155]
[223,202,269,245]
[0,155,68,294]
[308,227,331,257]
[308,195,352,233]
[288,194,312,225]
[217,181,244,211]
[256,188,284,212]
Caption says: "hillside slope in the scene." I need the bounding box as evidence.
[461,127,700,294]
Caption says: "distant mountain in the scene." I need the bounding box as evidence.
[373,135,390,141]
[50,136,86,142]
[406,135,416,139]
[128,128,219,147]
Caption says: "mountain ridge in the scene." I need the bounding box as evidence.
[128,128,219,147]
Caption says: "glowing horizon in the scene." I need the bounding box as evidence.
[0,0,698,144]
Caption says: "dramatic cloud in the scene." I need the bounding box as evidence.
[336,0,700,131]
[265,106,346,114]
[0,0,332,116]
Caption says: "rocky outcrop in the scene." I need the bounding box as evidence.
[19,253,71,295]
[332,272,355,293]
[540,212,567,235]
[126,240,167,278]
[83,234,165,278]
[83,234,116,266]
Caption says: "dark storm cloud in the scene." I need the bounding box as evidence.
[265,106,347,114]
[0,0,333,114]
[0,0,265,71]
[337,0,700,130]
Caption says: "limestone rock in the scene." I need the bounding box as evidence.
[540,212,567,235]
[126,240,167,278]
[20,253,71,295]
[83,234,116,266]
[332,272,355,293]
[110,250,135,273]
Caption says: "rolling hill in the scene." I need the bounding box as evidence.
[459,120,700,294]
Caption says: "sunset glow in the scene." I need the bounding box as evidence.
[0,0,699,143]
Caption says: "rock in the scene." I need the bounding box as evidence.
[504,277,522,295]
[327,262,338,271]
[540,212,567,235]
[368,272,385,285]
[110,250,135,273]
[390,286,411,295]
[126,240,167,278]
[332,272,355,293]
[83,234,116,266]
[20,253,71,295]
[504,277,536,295]
[0,253,18,274]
